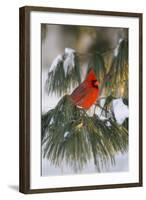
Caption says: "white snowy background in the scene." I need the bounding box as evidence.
[41,24,129,176]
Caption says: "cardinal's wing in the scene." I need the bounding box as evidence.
[70,82,90,104]
[76,88,98,108]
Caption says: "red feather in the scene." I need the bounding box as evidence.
[70,69,100,109]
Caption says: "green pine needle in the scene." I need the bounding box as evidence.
[45,54,81,96]
[42,95,128,172]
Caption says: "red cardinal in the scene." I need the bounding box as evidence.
[70,69,100,109]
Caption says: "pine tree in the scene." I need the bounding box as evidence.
[42,28,128,172]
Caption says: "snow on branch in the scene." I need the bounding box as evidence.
[49,54,63,73]
[94,97,129,126]
[63,48,75,76]
[46,47,81,96]
[112,98,129,125]
[114,38,124,57]
[49,48,75,77]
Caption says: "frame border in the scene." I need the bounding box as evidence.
[19,6,143,194]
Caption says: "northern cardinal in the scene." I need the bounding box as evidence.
[70,69,100,109]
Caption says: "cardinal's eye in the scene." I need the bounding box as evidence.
[94,84,99,89]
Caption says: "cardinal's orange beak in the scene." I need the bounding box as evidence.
[94,81,100,86]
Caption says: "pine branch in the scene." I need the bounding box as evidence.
[45,51,81,96]
[42,95,128,172]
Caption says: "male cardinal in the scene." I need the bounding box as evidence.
[70,69,100,109]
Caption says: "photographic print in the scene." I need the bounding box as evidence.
[41,25,129,176]
[19,6,142,194]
